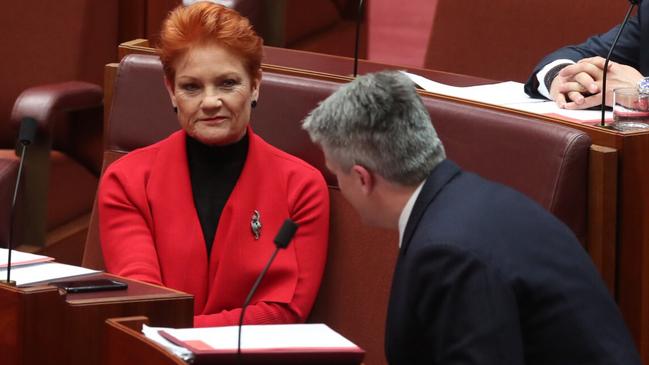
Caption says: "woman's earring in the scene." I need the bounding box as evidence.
[251,100,257,108]
[173,106,178,114]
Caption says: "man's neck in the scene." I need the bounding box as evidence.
[374,178,422,230]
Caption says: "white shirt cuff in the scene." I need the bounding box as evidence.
[536,59,575,99]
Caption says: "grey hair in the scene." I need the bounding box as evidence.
[302,71,446,186]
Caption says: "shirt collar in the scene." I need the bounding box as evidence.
[398,180,425,248]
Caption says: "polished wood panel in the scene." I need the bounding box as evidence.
[62,274,193,365]
[587,145,618,294]
[117,0,146,43]
[117,38,494,86]
[117,0,180,44]
[103,63,119,149]
[0,273,193,365]
[104,316,186,365]
[0,283,62,364]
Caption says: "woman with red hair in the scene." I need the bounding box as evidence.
[98,2,329,328]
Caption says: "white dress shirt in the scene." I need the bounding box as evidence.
[536,59,576,99]
[398,181,425,248]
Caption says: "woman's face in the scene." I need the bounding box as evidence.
[166,43,261,146]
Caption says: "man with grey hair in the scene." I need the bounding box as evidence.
[303,71,639,365]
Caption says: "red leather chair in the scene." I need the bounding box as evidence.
[3,82,103,263]
[0,1,119,263]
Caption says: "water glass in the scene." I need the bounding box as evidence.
[611,87,649,132]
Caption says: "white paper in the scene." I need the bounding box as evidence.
[0,262,99,286]
[142,325,195,361]
[461,81,547,105]
[0,248,54,268]
[402,71,613,122]
[161,323,359,351]
[506,101,612,122]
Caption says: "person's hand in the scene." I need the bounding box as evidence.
[549,61,603,109]
[554,57,644,110]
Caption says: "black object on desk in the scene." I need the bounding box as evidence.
[51,278,128,293]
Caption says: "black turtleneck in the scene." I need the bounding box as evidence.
[186,133,249,256]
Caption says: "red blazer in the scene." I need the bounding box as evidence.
[99,128,329,327]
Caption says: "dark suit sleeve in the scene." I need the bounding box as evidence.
[415,244,525,364]
[524,13,642,98]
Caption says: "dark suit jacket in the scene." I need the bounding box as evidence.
[385,160,640,364]
[524,1,649,98]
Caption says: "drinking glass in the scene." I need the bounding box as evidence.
[611,87,649,132]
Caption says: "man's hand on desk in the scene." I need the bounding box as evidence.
[549,56,644,110]
[550,61,601,108]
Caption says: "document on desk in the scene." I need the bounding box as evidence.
[142,325,195,362]
[402,71,612,123]
[0,261,99,286]
[0,248,54,268]
[148,323,364,362]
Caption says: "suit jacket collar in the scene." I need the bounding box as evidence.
[400,159,461,254]
[640,1,649,74]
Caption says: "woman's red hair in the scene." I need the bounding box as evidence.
[158,2,263,81]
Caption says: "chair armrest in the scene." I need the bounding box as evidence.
[10,81,102,133]
[9,81,104,174]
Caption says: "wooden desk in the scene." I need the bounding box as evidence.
[104,316,364,365]
[0,273,193,365]
[104,317,186,365]
[118,39,494,87]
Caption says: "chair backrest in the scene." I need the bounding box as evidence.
[309,188,398,365]
[84,53,591,365]
[423,97,590,243]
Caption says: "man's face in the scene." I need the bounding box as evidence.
[323,147,378,226]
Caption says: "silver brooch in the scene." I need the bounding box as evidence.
[251,210,262,240]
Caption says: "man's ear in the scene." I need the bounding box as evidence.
[352,165,374,195]
[164,76,177,108]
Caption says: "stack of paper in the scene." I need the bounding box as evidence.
[0,248,99,286]
[402,71,613,124]
[0,249,54,268]
[144,323,364,364]
[142,325,195,362]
